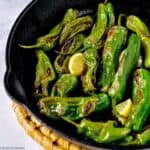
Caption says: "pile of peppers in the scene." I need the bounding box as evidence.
[20,1,150,146]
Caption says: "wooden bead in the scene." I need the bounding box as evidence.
[50,132,59,142]
[13,103,28,118]
[31,116,42,127]
[33,130,43,145]
[42,136,53,150]
[69,144,81,150]
[57,137,69,150]
[40,126,51,137]
[52,145,64,150]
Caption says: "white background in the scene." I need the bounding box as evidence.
[0,0,41,149]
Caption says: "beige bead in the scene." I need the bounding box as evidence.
[69,144,81,150]
[42,136,53,150]
[50,132,59,142]
[57,137,69,150]
[52,145,64,150]
[31,116,42,127]
[40,126,51,137]
[26,122,36,138]
[13,103,28,118]
[33,130,43,145]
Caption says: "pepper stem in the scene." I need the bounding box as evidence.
[18,43,41,49]
[118,14,127,26]
[61,117,79,128]
[104,0,109,4]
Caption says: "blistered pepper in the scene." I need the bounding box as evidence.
[51,74,78,97]
[34,50,56,98]
[119,127,150,146]
[126,15,149,37]
[104,2,115,31]
[134,127,150,145]
[108,33,141,105]
[59,16,93,45]
[98,26,127,92]
[19,8,78,51]
[81,47,99,93]
[126,69,150,132]
[140,36,150,68]
[126,15,150,68]
[54,34,84,73]
[63,118,130,144]
[83,3,107,49]
[38,93,110,120]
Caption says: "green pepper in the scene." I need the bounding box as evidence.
[54,34,85,73]
[135,127,150,145]
[81,47,99,94]
[104,2,115,31]
[83,3,107,49]
[62,118,130,144]
[59,16,93,45]
[108,33,141,105]
[19,8,78,51]
[126,69,150,132]
[141,36,150,68]
[51,74,78,97]
[38,93,110,120]
[33,50,56,98]
[98,26,127,92]
[126,15,150,68]
[126,15,149,37]
[118,127,150,146]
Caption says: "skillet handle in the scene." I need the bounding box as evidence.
[4,70,27,105]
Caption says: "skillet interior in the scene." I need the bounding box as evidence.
[5,0,150,149]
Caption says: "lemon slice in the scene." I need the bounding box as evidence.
[68,53,85,76]
[117,116,126,125]
[116,98,132,118]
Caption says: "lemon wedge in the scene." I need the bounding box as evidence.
[116,98,132,118]
[68,53,85,76]
[118,116,126,125]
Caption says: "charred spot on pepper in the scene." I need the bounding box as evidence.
[33,84,43,97]
[47,68,51,76]
[134,89,144,104]
[45,35,59,43]
[83,100,96,116]
[62,38,74,52]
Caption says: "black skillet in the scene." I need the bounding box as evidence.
[4,0,150,149]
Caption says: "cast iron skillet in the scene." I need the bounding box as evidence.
[4,0,150,149]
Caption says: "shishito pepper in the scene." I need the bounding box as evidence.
[104,2,115,31]
[59,16,93,45]
[126,15,150,68]
[141,36,150,68]
[119,126,150,146]
[133,127,150,145]
[54,34,84,73]
[34,50,56,98]
[126,69,150,132]
[19,8,78,51]
[51,74,78,97]
[98,26,127,92]
[108,33,141,105]
[126,15,149,37]
[81,47,99,93]
[38,93,110,120]
[63,118,130,144]
[83,3,108,49]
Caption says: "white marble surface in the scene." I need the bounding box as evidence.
[0,1,41,149]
